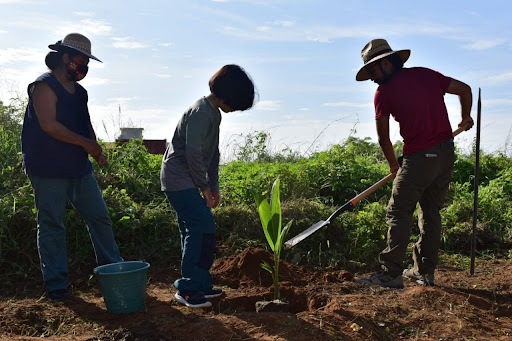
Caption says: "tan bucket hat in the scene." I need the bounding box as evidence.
[356,39,410,81]
[48,33,102,62]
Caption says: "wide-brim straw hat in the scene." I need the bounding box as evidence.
[356,39,410,81]
[48,33,102,62]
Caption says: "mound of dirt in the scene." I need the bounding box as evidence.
[212,247,312,288]
[211,247,357,313]
[212,247,353,288]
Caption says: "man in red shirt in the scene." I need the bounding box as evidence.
[355,39,474,288]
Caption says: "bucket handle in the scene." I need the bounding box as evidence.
[93,260,147,275]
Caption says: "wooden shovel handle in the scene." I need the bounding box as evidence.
[351,124,469,206]
[351,172,396,205]
[453,123,470,137]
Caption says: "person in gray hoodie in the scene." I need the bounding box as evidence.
[161,64,256,308]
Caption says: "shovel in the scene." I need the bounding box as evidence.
[284,172,395,248]
[284,125,469,248]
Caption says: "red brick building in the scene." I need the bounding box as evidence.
[116,128,167,155]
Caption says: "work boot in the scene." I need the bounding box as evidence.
[403,268,435,286]
[356,270,404,289]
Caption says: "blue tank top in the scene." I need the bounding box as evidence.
[21,73,93,178]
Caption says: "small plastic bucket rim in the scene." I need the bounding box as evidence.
[93,261,150,276]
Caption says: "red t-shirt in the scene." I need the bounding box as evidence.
[374,67,453,155]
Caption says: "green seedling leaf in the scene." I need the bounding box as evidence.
[251,189,275,251]
[269,178,282,247]
[276,220,293,258]
[261,261,274,276]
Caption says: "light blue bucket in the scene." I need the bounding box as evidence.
[93,261,150,314]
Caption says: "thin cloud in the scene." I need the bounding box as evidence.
[486,72,512,84]
[112,37,148,49]
[81,77,111,87]
[484,98,512,107]
[81,19,113,35]
[193,2,254,26]
[323,101,373,108]
[222,25,304,42]
[108,97,138,104]
[0,48,41,65]
[0,14,111,39]
[463,39,505,50]
[256,26,271,32]
[256,100,281,111]
[273,20,294,27]
[257,20,295,33]
[58,19,113,37]
[73,11,95,17]
[221,20,464,43]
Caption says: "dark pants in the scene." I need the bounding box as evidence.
[379,138,455,276]
[165,189,216,293]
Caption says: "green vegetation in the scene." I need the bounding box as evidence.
[1,96,512,283]
[252,178,292,300]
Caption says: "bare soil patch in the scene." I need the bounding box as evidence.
[1,247,511,340]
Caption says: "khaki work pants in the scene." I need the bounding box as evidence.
[379,138,455,276]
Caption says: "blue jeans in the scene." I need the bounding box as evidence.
[28,172,123,292]
[165,189,216,293]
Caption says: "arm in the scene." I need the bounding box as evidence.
[207,148,221,208]
[184,111,214,206]
[446,78,474,130]
[32,82,103,158]
[376,116,399,174]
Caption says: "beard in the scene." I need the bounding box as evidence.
[373,72,394,85]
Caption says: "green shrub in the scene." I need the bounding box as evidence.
[345,202,388,264]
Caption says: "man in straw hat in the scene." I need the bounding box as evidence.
[355,39,474,288]
[21,33,123,300]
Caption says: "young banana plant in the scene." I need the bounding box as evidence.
[252,178,293,301]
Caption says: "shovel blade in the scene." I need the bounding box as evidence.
[284,220,329,248]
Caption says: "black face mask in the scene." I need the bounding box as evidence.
[66,60,89,81]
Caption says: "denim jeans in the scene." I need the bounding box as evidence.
[165,189,216,293]
[379,138,455,276]
[28,172,122,292]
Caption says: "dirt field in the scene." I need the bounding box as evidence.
[1,247,511,340]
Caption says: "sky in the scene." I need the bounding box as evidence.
[1,0,511,160]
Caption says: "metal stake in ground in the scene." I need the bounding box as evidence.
[470,88,482,275]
